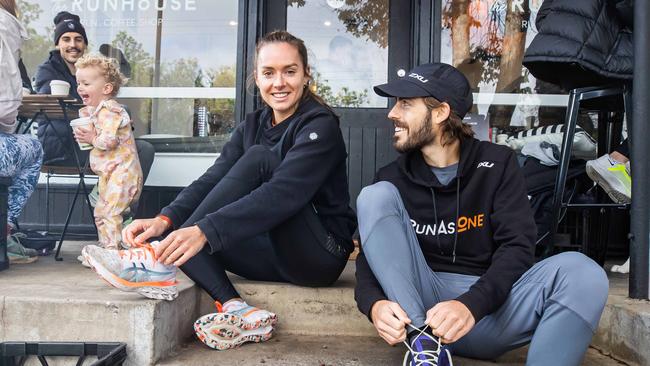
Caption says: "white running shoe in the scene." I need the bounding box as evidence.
[81,241,178,300]
[586,154,631,204]
[611,257,630,274]
[194,300,277,350]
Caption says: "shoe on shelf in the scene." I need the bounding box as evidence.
[7,234,38,264]
[586,154,631,204]
[194,300,277,350]
[81,241,178,300]
[403,324,453,366]
[611,257,630,274]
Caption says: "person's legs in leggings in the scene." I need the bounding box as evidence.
[179,145,345,303]
[179,145,282,303]
[266,203,347,287]
[0,134,43,229]
[356,181,444,327]
[450,252,608,366]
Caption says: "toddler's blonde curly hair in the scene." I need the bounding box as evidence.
[75,54,128,96]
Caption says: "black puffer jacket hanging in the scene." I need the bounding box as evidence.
[523,0,633,89]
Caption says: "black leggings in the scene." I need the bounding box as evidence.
[614,138,629,158]
[178,145,347,303]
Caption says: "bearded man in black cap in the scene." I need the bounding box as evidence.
[354,63,609,366]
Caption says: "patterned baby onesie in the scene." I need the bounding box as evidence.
[79,100,143,249]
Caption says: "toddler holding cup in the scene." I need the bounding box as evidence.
[73,54,142,250]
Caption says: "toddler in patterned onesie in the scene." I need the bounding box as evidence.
[73,54,143,250]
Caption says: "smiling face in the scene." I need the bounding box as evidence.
[76,66,113,107]
[57,32,86,67]
[388,97,438,153]
[255,42,310,124]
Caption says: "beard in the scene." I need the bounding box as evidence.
[393,112,436,153]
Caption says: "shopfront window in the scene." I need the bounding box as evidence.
[287,0,389,108]
[18,0,238,152]
[441,0,568,133]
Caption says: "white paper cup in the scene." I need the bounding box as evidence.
[496,134,509,144]
[70,117,94,150]
[50,80,70,96]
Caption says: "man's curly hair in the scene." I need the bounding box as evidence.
[75,54,128,96]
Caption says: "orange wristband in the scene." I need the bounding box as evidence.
[156,214,173,229]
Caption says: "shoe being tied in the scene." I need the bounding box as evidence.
[82,241,178,300]
[586,154,631,204]
[403,324,453,366]
[194,300,277,350]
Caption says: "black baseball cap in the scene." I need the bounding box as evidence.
[374,63,473,118]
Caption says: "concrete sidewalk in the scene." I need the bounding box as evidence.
[0,241,643,365]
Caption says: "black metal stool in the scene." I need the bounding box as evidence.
[545,84,632,261]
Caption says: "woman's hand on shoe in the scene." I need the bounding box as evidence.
[122,217,168,246]
[155,225,207,267]
[370,300,411,345]
[425,300,475,344]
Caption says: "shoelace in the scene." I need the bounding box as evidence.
[118,245,157,262]
[403,324,441,366]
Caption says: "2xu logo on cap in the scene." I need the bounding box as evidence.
[408,73,428,83]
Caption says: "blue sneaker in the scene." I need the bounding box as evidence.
[403,325,453,366]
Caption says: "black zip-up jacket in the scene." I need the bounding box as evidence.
[355,138,536,323]
[33,50,86,165]
[161,97,357,254]
[523,0,633,89]
[34,50,81,99]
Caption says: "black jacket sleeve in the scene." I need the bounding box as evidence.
[159,124,245,227]
[455,152,536,322]
[196,114,347,253]
[34,62,55,94]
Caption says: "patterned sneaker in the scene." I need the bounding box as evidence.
[586,154,631,204]
[7,234,38,264]
[194,300,277,350]
[81,241,178,300]
[403,324,453,366]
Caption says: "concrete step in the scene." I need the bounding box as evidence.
[0,241,200,366]
[0,241,639,365]
[197,263,376,338]
[156,334,624,366]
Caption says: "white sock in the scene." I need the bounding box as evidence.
[223,300,275,324]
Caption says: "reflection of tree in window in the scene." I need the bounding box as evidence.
[18,1,52,78]
[111,31,235,137]
[206,66,236,135]
[443,0,531,127]
[289,0,388,48]
[311,71,368,108]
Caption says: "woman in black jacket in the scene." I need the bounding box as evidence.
[82,31,356,350]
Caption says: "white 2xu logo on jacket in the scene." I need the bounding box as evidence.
[477,161,494,168]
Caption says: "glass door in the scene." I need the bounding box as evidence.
[285,0,413,205]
